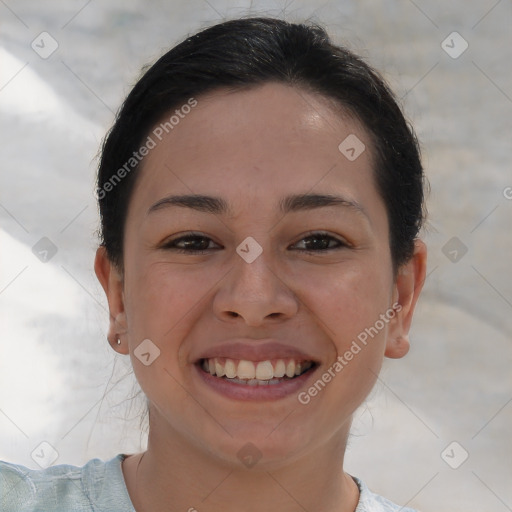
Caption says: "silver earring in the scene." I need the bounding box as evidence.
[116,338,121,345]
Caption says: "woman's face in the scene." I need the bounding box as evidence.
[97,82,424,468]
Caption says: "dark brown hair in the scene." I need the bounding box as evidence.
[97,16,426,273]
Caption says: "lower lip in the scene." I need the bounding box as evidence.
[193,363,318,401]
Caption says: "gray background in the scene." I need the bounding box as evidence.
[1,1,511,510]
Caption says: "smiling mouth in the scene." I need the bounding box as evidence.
[198,357,317,386]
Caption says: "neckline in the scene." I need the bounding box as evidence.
[112,454,137,512]
[113,453,364,512]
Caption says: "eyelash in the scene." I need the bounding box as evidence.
[161,231,349,255]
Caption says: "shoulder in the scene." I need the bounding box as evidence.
[354,477,420,512]
[0,454,133,512]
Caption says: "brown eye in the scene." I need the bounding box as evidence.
[162,234,221,254]
[161,231,348,255]
[291,232,348,253]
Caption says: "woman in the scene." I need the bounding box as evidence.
[1,16,427,511]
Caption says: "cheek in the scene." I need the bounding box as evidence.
[299,259,392,408]
[309,265,393,411]
[122,262,208,402]
[124,261,207,343]
[298,258,393,343]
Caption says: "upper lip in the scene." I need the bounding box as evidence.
[194,339,319,363]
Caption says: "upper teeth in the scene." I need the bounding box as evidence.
[202,358,313,380]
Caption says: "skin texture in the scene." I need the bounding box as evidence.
[95,82,427,512]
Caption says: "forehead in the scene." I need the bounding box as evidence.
[129,82,380,218]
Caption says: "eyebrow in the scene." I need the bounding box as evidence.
[147,193,368,219]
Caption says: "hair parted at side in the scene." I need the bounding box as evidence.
[97,16,427,273]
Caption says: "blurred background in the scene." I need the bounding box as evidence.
[0,1,511,510]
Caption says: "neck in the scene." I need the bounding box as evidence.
[125,415,359,512]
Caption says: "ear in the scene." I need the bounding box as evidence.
[385,239,427,359]
[94,246,129,355]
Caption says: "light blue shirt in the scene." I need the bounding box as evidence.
[0,454,419,511]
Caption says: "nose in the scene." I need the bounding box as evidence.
[212,245,299,326]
